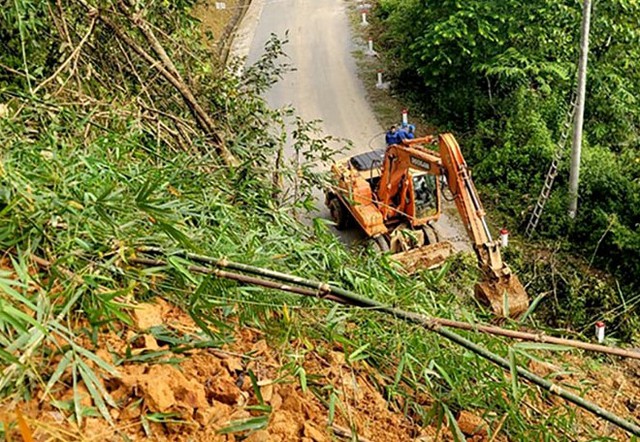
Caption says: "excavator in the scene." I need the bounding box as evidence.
[325,133,529,317]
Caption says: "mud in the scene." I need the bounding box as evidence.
[3,256,637,441]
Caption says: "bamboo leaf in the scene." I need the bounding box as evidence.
[0,271,35,310]
[508,348,519,400]
[44,350,73,396]
[168,256,198,284]
[442,403,466,442]
[393,353,406,388]
[347,343,370,363]
[519,292,547,323]
[145,412,182,423]
[0,301,44,333]
[295,366,308,393]
[78,361,114,424]
[0,347,19,364]
[328,391,338,424]
[217,416,269,434]
[73,345,119,377]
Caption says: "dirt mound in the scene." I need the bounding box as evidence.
[2,257,639,441]
[0,298,464,441]
[7,293,639,441]
[528,354,640,440]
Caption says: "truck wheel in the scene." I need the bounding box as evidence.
[328,197,350,230]
[421,224,440,245]
[371,235,390,252]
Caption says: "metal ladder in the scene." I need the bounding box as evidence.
[524,94,577,237]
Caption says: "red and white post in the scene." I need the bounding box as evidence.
[361,10,369,25]
[401,109,409,126]
[500,228,509,248]
[595,321,605,343]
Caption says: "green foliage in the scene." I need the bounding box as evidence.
[0,0,54,90]
[0,0,633,439]
[375,0,640,330]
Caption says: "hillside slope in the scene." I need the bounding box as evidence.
[1,1,639,441]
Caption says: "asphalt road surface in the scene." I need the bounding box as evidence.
[244,0,382,153]
[237,0,381,242]
[234,0,470,251]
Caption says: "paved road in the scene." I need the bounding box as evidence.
[244,0,382,153]
[233,0,470,251]
[236,0,382,241]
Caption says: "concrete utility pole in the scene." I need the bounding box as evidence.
[568,0,592,219]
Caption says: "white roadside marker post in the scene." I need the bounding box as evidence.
[361,10,368,26]
[376,70,383,88]
[595,321,605,343]
[366,38,377,56]
[500,228,509,248]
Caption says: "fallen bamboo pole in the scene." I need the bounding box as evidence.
[130,257,346,305]
[130,254,640,437]
[136,247,640,361]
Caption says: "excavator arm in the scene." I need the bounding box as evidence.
[438,134,502,268]
[437,133,528,317]
[377,134,528,317]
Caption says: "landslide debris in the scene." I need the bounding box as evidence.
[0,298,459,441]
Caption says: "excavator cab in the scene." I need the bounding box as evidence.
[413,174,439,219]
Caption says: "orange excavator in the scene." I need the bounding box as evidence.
[325,133,529,317]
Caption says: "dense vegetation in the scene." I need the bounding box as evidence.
[0,1,637,440]
[374,0,640,335]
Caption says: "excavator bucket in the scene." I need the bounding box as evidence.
[391,241,454,274]
[474,273,529,318]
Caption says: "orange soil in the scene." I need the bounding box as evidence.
[0,298,466,441]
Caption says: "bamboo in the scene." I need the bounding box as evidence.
[436,326,640,437]
[431,318,640,361]
[129,257,346,305]
[131,254,640,436]
[136,247,640,361]
[74,0,238,167]
[33,16,97,94]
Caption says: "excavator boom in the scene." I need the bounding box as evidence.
[438,134,529,317]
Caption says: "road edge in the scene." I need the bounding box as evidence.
[228,0,266,67]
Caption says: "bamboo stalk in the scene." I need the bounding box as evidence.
[129,257,346,305]
[431,318,640,360]
[74,0,237,166]
[136,247,640,361]
[117,1,184,82]
[33,16,97,95]
[131,252,640,436]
